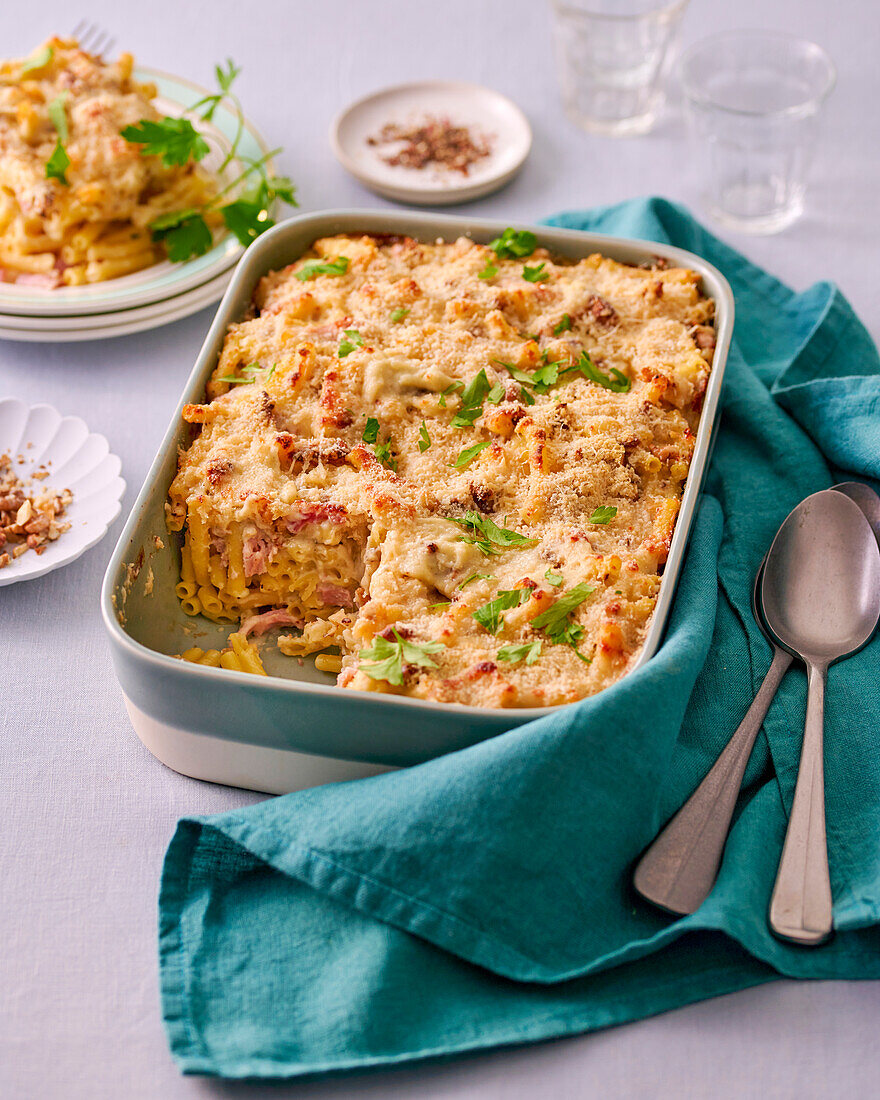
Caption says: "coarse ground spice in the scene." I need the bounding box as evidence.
[366,116,492,175]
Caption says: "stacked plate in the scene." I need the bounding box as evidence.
[0,69,268,343]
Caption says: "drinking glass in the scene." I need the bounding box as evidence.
[550,0,690,136]
[679,31,836,234]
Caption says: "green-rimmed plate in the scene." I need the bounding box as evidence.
[0,68,270,318]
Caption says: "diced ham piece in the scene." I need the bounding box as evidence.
[240,608,303,637]
[317,581,355,609]
[286,501,348,534]
[243,535,273,577]
[16,272,61,288]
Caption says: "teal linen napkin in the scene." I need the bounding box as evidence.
[159,198,880,1079]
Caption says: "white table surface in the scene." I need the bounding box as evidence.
[2,1,879,1097]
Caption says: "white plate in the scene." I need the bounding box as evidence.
[0,269,230,342]
[0,68,270,318]
[0,268,232,335]
[331,81,531,206]
[0,398,125,585]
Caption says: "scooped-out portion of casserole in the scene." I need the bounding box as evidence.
[167,229,716,708]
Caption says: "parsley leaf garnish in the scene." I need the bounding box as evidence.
[544,567,564,587]
[438,380,464,409]
[216,361,262,384]
[522,263,549,283]
[294,256,350,281]
[47,94,68,142]
[497,640,542,665]
[358,629,444,686]
[531,583,595,661]
[488,227,537,259]
[458,571,495,589]
[418,421,432,452]
[454,440,491,468]
[451,368,492,428]
[588,505,618,524]
[553,313,572,334]
[494,359,533,385]
[150,209,213,261]
[363,418,396,470]
[390,306,410,323]
[563,351,631,393]
[338,329,364,358]
[121,117,210,166]
[478,260,498,280]
[486,382,505,405]
[45,140,70,186]
[21,45,53,74]
[220,180,275,246]
[472,589,530,634]
[449,512,537,556]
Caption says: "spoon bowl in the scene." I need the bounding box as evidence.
[762,490,880,663]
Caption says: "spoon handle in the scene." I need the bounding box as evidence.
[634,646,792,915]
[769,661,833,945]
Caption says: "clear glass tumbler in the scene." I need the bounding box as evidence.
[550,0,690,136]
[679,31,836,234]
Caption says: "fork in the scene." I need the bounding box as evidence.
[70,21,116,57]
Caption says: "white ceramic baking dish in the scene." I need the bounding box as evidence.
[101,210,734,793]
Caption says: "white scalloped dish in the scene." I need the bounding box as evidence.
[0,398,125,585]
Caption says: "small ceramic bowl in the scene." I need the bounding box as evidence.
[331,81,532,205]
[0,398,125,585]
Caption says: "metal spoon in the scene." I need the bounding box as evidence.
[633,563,793,915]
[762,490,880,945]
[634,482,880,917]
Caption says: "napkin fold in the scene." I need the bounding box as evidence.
[158,198,880,1079]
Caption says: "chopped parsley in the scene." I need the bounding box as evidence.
[438,379,464,408]
[553,313,572,335]
[472,589,530,634]
[363,417,396,470]
[487,382,505,405]
[588,505,618,524]
[531,583,595,662]
[488,227,537,259]
[497,640,542,665]
[121,117,210,166]
[390,306,410,323]
[358,629,444,686]
[454,440,491,468]
[458,571,495,589]
[47,94,68,142]
[449,512,538,556]
[216,361,263,384]
[45,140,70,185]
[494,359,533,385]
[564,351,631,393]
[338,329,364,358]
[21,45,53,74]
[418,421,432,452]
[544,567,564,587]
[522,263,549,283]
[478,260,498,280]
[451,369,492,428]
[294,256,350,281]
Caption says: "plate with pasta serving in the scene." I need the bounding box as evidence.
[0,36,296,329]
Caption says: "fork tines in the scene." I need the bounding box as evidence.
[71,21,116,57]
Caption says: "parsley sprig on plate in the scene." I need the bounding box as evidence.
[117,59,297,262]
[358,629,444,686]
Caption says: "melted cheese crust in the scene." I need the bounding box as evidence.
[169,232,716,708]
[0,38,217,285]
